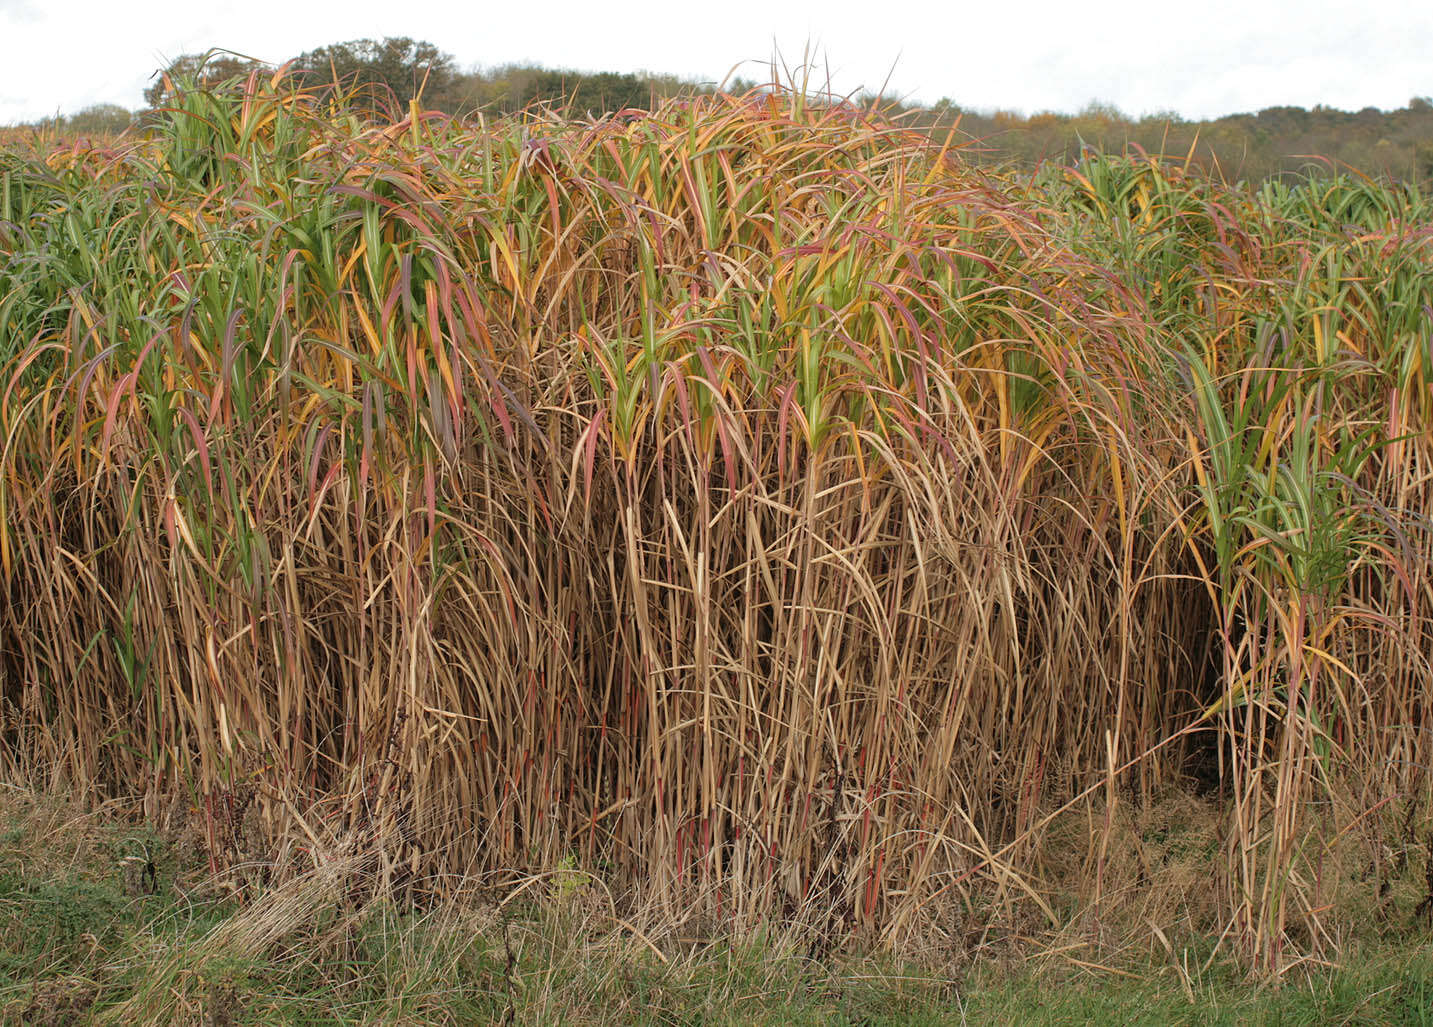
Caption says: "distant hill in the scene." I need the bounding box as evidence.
[902,96,1433,184]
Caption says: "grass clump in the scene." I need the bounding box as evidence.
[1,65,1431,973]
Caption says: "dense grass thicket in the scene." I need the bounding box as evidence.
[1,71,1431,972]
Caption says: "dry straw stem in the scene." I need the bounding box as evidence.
[1,67,1430,970]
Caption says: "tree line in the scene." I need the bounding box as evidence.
[19,37,1433,184]
[905,97,1433,185]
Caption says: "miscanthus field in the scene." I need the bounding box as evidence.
[2,67,1432,1004]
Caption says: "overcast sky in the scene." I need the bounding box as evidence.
[2,0,1429,125]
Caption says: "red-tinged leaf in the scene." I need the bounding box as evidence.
[582,408,606,501]
[669,369,694,447]
[470,351,513,442]
[694,345,720,385]
[400,256,414,326]
[278,248,302,292]
[306,459,342,538]
[176,406,214,502]
[714,415,738,495]
[308,424,332,502]
[206,307,244,426]
[380,278,404,334]
[178,300,196,358]
[643,208,666,265]
[424,456,436,541]
[447,338,464,439]
[100,370,139,465]
[495,374,541,442]
[541,169,562,239]
[436,260,454,317]
[73,343,117,416]
[453,283,486,347]
[3,341,65,425]
[391,206,440,242]
[328,184,388,206]
[162,496,177,553]
[405,328,418,401]
[360,382,376,485]
[425,280,442,351]
[134,328,167,370]
[775,244,826,258]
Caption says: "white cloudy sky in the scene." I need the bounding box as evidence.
[1,0,1429,125]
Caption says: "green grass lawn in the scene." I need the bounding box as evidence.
[1,788,1429,1025]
